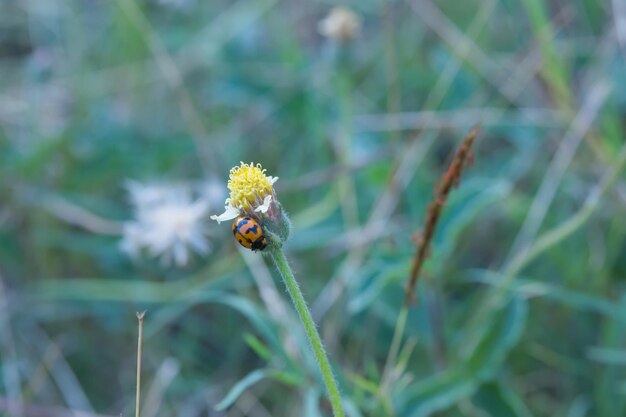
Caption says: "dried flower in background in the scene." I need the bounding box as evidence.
[318,6,361,42]
[121,181,211,266]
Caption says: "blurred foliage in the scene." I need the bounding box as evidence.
[1,0,626,416]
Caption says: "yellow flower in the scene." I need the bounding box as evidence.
[211,162,278,223]
[227,162,275,210]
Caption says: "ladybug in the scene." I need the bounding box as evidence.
[232,216,268,251]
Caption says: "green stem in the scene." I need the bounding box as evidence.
[270,248,345,417]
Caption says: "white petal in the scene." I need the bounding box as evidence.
[172,243,189,266]
[188,233,210,254]
[210,204,240,223]
[189,200,209,218]
[269,176,279,185]
[119,223,144,257]
[254,195,272,213]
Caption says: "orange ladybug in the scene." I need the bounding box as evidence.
[232,216,268,251]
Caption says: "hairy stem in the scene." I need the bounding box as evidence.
[269,249,345,417]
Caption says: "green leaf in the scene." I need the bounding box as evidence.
[304,389,322,417]
[472,382,534,417]
[344,398,367,417]
[215,369,269,411]
[147,291,289,363]
[267,369,305,386]
[348,262,409,314]
[587,347,626,365]
[215,368,304,412]
[395,296,528,417]
[243,332,272,361]
[435,178,512,261]
[469,271,626,323]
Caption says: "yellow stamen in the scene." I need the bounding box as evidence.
[227,162,274,210]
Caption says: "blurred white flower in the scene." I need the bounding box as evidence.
[318,6,361,42]
[197,177,228,209]
[121,181,210,266]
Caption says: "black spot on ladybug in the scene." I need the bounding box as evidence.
[251,237,268,251]
[245,224,259,235]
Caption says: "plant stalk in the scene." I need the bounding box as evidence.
[270,249,345,417]
[136,311,145,417]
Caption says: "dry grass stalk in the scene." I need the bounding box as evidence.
[135,312,146,417]
[404,126,480,305]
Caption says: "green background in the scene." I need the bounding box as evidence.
[1,0,625,416]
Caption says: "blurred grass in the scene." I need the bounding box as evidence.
[1,0,626,416]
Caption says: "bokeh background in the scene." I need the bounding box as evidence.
[2,0,626,416]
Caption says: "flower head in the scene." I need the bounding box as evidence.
[227,162,277,210]
[318,6,361,42]
[211,162,290,250]
[211,162,278,223]
[121,181,211,266]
